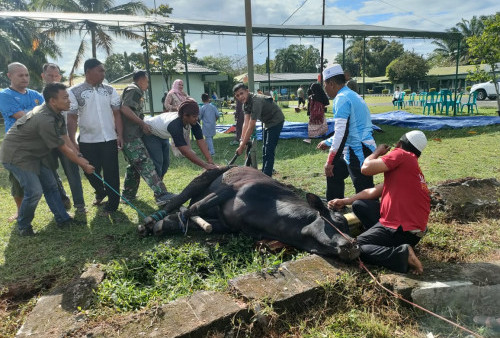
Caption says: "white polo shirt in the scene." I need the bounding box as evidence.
[68,82,121,143]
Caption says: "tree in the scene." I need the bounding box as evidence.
[386,52,430,91]
[104,52,145,82]
[198,54,239,97]
[0,0,60,89]
[343,37,404,77]
[31,0,148,83]
[273,44,325,73]
[431,15,489,66]
[144,4,197,90]
[467,13,500,112]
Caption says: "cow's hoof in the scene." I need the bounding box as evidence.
[153,214,183,236]
[137,223,148,237]
[339,243,360,261]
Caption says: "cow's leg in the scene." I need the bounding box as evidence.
[183,186,236,219]
[162,166,232,213]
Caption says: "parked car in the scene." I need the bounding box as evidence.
[470,79,500,100]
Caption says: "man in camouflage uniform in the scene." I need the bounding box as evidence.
[120,71,174,206]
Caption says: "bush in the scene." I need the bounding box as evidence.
[367,89,374,94]
[466,86,472,92]
[290,94,296,100]
[403,89,411,94]
[382,89,389,94]
[429,88,436,92]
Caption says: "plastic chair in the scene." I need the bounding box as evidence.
[440,90,455,115]
[454,92,464,114]
[418,92,427,106]
[393,92,405,109]
[435,90,444,111]
[422,92,439,115]
[461,91,478,115]
[407,92,416,106]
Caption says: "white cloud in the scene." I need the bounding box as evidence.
[48,0,499,74]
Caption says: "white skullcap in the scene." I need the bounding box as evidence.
[405,130,427,153]
[322,64,344,81]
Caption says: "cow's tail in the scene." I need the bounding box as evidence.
[162,166,233,213]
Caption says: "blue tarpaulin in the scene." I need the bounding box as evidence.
[216,111,500,140]
[371,111,500,131]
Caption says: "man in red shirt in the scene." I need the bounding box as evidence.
[328,130,430,274]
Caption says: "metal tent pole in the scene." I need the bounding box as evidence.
[181,28,190,95]
[143,25,154,115]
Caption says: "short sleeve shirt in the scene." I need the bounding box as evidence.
[0,103,66,173]
[0,88,44,132]
[244,93,284,129]
[379,148,430,232]
[121,83,145,143]
[167,117,203,147]
[68,82,121,143]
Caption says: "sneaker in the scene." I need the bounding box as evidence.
[57,217,86,228]
[19,228,36,237]
[229,140,239,146]
[156,192,178,206]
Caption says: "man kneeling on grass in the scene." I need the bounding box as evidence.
[328,130,430,274]
[0,83,95,236]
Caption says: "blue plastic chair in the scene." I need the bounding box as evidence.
[461,91,479,115]
[418,92,427,106]
[440,90,455,115]
[407,92,416,106]
[423,92,439,115]
[393,92,405,109]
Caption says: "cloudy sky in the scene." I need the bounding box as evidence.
[50,0,500,74]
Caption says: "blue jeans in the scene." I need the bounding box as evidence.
[3,163,71,231]
[142,134,170,179]
[205,136,215,155]
[262,121,283,177]
[55,150,85,207]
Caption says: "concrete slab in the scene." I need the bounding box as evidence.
[16,264,105,338]
[229,255,350,310]
[90,291,249,337]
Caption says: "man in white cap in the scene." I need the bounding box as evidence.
[328,130,430,275]
[317,63,376,201]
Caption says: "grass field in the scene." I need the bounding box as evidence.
[1,95,499,337]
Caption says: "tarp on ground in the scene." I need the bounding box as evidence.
[216,111,500,140]
[216,119,382,140]
[371,111,500,131]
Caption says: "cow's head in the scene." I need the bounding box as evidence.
[305,193,360,261]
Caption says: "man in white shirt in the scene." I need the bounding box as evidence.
[67,58,123,215]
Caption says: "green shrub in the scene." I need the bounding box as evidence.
[367,89,374,94]
[290,94,296,100]
[403,89,411,94]
[381,89,389,94]
[429,88,436,92]
[466,86,472,92]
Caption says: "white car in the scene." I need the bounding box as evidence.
[470,79,500,100]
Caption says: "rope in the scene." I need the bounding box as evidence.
[320,215,483,338]
[92,172,148,219]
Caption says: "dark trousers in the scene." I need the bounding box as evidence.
[79,140,120,212]
[352,199,380,230]
[235,111,244,141]
[356,222,421,273]
[326,144,374,200]
[262,121,283,177]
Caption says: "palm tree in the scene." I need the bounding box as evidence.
[31,0,148,83]
[0,0,60,88]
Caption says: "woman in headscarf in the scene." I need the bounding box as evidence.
[164,79,189,112]
[303,82,330,144]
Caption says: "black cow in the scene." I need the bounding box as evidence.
[140,166,360,261]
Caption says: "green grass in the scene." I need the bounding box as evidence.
[1,101,499,337]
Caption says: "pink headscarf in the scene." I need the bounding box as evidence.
[169,79,188,100]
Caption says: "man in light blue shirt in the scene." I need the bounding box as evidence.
[0,62,44,222]
[199,93,220,156]
[318,64,376,201]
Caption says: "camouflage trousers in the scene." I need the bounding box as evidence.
[122,138,167,199]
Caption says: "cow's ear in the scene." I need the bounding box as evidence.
[306,193,328,214]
